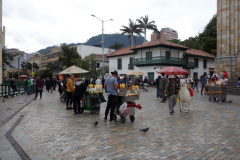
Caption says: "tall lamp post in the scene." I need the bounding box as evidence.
[91,15,113,76]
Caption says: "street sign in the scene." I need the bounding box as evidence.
[31,72,35,75]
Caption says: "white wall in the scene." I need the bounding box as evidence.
[134,47,184,59]
[189,56,215,78]
[109,54,215,80]
[77,45,115,58]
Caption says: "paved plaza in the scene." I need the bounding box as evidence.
[1,88,240,160]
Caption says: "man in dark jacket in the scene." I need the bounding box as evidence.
[165,75,179,115]
[45,77,50,92]
[33,76,44,100]
[84,77,89,87]
[159,73,168,102]
[72,78,86,114]
[10,78,17,96]
[201,74,207,96]
[155,75,161,99]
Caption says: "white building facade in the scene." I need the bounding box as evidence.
[77,45,115,59]
[108,40,215,81]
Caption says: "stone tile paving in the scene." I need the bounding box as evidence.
[20,88,240,160]
[0,93,34,126]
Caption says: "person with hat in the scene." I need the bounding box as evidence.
[118,76,125,89]
[72,78,86,114]
[104,70,118,124]
[201,73,207,96]
[165,75,179,115]
[159,73,168,102]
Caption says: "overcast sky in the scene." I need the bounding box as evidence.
[3,0,217,52]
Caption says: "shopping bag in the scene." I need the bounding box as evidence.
[177,91,180,103]
[123,108,129,115]
[119,102,127,113]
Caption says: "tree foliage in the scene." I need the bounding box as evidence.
[137,15,158,43]
[40,69,53,79]
[168,14,217,55]
[109,43,124,50]
[2,48,17,70]
[46,61,61,70]
[58,43,81,67]
[120,19,143,46]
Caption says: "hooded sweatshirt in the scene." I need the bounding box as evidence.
[73,81,86,97]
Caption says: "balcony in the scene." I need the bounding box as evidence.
[128,63,134,70]
[134,56,187,67]
[184,62,195,69]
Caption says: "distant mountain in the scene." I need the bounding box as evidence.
[37,34,144,53]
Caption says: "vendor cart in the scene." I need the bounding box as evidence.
[206,86,228,104]
[113,86,142,123]
[81,91,102,114]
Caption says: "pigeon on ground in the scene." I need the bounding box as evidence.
[228,100,232,103]
[3,100,5,103]
[94,121,98,126]
[139,127,149,133]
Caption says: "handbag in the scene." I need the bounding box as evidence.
[38,87,42,92]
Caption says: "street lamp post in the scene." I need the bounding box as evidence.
[91,15,113,76]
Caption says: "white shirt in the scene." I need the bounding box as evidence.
[212,73,218,78]
[220,78,228,85]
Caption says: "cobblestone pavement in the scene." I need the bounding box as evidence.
[0,92,34,126]
[1,88,240,160]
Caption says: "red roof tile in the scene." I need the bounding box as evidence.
[185,49,215,59]
[84,54,109,61]
[131,39,189,50]
[107,46,134,57]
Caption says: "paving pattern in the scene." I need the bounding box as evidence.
[1,87,238,160]
[0,93,33,126]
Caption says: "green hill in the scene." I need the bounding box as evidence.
[37,34,144,53]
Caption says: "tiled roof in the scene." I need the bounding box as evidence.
[185,49,215,59]
[107,46,134,57]
[84,54,109,61]
[131,39,189,50]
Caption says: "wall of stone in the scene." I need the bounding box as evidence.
[216,0,240,79]
[0,0,2,84]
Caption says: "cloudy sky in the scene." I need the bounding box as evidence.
[3,0,217,52]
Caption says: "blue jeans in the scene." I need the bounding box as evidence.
[193,83,198,91]
[27,86,31,94]
[156,88,162,98]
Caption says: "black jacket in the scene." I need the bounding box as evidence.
[84,80,89,87]
[10,80,16,88]
[58,81,62,92]
[73,81,86,97]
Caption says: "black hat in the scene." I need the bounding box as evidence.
[111,70,118,75]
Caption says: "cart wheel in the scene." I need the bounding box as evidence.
[120,117,126,123]
[95,109,100,114]
[213,98,216,101]
[130,115,135,122]
[208,98,212,101]
[79,107,84,113]
[113,114,117,121]
[60,96,65,102]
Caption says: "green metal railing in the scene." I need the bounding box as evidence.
[184,62,195,69]
[134,56,187,66]
[128,63,134,70]
[0,82,35,98]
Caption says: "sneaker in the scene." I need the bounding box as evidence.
[170,111,173,115]
[103,118,107,122]
[172,109,175,113]
[14,95,16,97]
[66,107,71,110]
[111,120,117,124]
[33,98,36,100]
[237,85,240,87]
[155,98,160,100]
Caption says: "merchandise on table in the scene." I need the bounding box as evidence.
[87,84,103,93]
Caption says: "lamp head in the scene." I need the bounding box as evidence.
[91,15,95,17]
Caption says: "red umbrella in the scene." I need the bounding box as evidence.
[19,75,28,78]
[158,66,189,75]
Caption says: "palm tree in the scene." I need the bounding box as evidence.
[120,19,143,46]
[137,15,158,43]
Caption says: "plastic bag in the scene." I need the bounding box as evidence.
[123,108,129,115]
[119,102,127,113]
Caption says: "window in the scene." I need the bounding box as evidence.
[129,57,133,64]
[118,58,122,70]
[146,52,152,60]
[194,58,199,68]
[97,63,100,68]
[203,59,207,69]
[166,51,171,60]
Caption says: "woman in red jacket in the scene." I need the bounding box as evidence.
[33,76,44,100]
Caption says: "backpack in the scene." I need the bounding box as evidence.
[25,80,28,86]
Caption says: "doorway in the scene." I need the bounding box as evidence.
[148,72,154,81]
